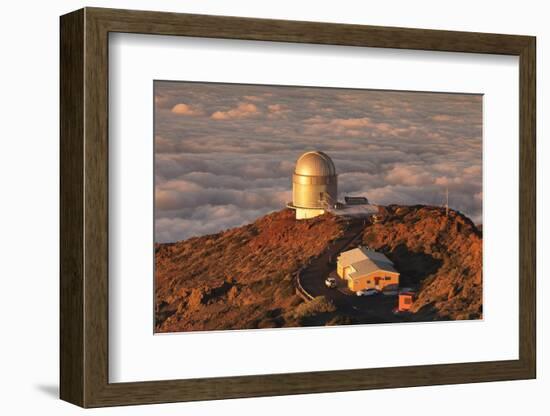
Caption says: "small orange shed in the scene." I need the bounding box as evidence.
[398,292,415,312]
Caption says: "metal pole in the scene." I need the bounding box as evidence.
[446,187,449,217]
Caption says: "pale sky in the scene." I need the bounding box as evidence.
[155,81,482,243]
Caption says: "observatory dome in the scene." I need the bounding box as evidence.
[290,151,338,219]
[294,151,336,177]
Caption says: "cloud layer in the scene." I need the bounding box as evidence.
[155,82,482,243]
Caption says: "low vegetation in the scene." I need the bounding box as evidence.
[285,296,337,323]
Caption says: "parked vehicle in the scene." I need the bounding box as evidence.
[325,277,337,289]
[356,288,380,297]
[382,284,399,296]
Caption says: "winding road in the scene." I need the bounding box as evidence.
[297,218,399,321]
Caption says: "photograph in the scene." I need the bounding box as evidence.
[153,81,483,333]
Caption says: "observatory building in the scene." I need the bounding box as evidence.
[287,151,338,220]
[337,246,400,292]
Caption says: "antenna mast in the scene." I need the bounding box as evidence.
[445,187,449,217]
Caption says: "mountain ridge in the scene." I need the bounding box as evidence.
[155,205,482,332]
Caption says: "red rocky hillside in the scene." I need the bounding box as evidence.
[155,209,346,332]
[155,205,482,332]
[362,205,482,320]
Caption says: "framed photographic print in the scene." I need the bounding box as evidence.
[60,7,536,408]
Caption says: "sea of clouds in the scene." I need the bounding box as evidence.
[155,82,482,243]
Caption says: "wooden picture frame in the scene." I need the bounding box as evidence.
[60,7,536,408]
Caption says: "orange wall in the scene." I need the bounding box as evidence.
[348,272,399,291]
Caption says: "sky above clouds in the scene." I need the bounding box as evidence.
[155,81,482,243]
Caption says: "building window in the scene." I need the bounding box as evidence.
[404,298,412,305]
[385,276,391,280]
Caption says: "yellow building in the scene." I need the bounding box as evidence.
[337,246,399,292]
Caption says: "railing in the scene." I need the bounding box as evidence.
[294,268,315,301]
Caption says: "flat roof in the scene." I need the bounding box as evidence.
[344,196,369,204]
